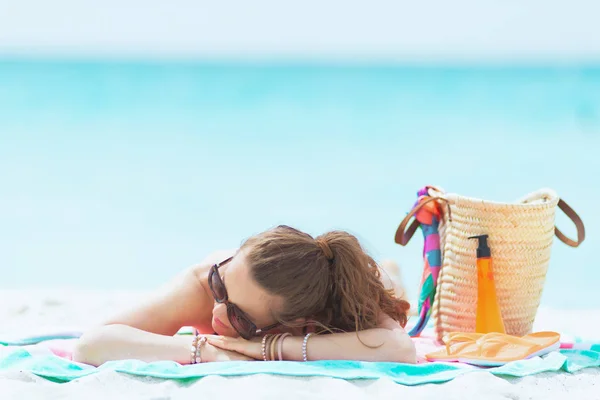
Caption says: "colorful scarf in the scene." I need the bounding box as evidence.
[408,187,444,337]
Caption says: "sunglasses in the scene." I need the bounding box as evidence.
[208,257,279,340]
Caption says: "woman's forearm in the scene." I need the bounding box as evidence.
[74,324,255,366]
[73,324,194,366]
[281,329,416,363]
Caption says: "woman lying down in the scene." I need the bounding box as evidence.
[73,225,416,365]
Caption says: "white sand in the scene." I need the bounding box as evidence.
[1,289,599,400]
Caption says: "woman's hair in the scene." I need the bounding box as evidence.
[240,225,409,333]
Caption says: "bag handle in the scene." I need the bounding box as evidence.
[555,199,585,247]
[395,197,450,246]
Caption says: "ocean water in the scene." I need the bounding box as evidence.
[0,59,598,309]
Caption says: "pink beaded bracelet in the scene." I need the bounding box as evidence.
[261,334,272,361]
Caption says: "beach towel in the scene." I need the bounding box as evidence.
[0,343,598,385]
[1,326,598,385]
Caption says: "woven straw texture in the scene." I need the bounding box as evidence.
[430,188,559,342]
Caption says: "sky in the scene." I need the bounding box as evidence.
[1,0,600,62]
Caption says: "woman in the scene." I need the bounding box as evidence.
[73,225,416,365]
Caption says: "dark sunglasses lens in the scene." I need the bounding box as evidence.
[227,306,255,339]
[210,268,227,301]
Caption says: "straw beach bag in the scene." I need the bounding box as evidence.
[395,186,585,342]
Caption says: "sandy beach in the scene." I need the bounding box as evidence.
[1,289,599,400]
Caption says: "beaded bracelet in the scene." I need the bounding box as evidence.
[190,335,207,364]
[302,333,313,362]
[190,335,199,364]
[196,336,207,364]
[261,334,272,361]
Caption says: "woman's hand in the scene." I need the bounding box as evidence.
[205,335,264,360]
[201,340,256,362]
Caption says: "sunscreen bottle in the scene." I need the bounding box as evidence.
[469,234,506,334]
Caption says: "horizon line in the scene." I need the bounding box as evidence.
[2,52,600,68]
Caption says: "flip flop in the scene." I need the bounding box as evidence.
[426,331,560,366]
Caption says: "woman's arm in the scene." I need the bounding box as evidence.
[73,324,253,366]
[207,316,417,364]
[281,327,415,363]
[100,249,236,336]
[74,250,246,366]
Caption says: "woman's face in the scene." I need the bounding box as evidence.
[210,251,282,337]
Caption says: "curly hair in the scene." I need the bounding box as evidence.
[241,225,410,333]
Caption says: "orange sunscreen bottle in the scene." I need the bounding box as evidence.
[469,234,506,334]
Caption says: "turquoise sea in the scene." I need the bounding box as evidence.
[0,60,598,309]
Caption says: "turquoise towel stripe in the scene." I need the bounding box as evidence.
[0,348,598,385]
[0,333,83,346]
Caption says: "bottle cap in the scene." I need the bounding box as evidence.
[468,234,491,258]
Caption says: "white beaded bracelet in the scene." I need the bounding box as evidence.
[191,335,207,364]
[302,333,313,362]
[196,336,207,364]
[190,335,199,364]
